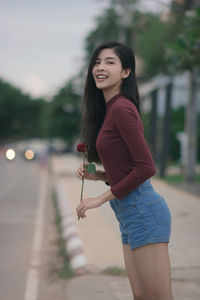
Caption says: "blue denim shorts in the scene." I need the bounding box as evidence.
[109,179,171,250]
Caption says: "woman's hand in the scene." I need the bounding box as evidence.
[76,190,115,219]
[76,163,98,181]
[76,197,103,219]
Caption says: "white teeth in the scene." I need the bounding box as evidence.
[97,75,107,79]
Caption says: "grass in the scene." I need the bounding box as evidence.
[52,190,75,279]
[101,266,127,277]
[161,173,200,184]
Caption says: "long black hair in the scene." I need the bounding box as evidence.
[80,41,141,164]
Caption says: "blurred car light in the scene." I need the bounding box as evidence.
[24,149,35,160]
[6,148,15,160]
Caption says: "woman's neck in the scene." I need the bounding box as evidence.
[103,85,121,104]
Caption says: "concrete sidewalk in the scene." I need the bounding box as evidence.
[52,154,200,300]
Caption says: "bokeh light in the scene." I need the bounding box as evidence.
[6,149,15,160]
[24,149,35,160]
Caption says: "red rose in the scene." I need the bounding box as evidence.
[77,142,87,152]
[76,142,96,220]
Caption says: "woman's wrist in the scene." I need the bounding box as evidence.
[98,189,115,204]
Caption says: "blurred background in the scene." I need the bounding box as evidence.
[0,0,199,183]
[0,0,200,299]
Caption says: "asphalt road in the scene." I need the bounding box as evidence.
[0,154,48,300]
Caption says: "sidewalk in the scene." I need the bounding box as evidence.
[52,153,200,300]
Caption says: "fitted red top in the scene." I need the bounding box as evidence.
[96,93,156,200]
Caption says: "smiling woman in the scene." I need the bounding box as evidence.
[76,41,174,300]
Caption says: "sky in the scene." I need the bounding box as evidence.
[0,0,171,98]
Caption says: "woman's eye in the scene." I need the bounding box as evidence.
[107,61,114,64]
[94,61,100,64]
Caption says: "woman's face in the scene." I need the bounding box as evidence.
[92,48,129,94]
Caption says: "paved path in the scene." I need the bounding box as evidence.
[52,153,200,300]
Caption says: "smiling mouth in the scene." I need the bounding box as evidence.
[96,75,108,80]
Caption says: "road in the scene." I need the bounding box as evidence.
[0,155,49,300]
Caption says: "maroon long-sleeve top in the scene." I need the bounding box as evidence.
[96,93,156,200]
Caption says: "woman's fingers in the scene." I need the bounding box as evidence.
[76,169,81,179]
[76,163,85,179]
[76,198,102,219]
[76,163,92,180]
[76,202,86,218]
[76,164,98,181]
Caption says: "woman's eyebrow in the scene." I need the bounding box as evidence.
[105,57,117,60]
[96,56,118,60]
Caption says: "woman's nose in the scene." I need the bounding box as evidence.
[97,62,105,71]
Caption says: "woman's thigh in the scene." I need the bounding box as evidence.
[123,244,145,299]
[133,242,173,299]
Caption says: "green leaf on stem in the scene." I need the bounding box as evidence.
[86,163,96,173]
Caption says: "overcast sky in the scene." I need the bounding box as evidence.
[0,0,171,98]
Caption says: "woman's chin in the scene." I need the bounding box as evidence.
[98,85,112,93]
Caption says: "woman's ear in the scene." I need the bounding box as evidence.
[122,69,131,79]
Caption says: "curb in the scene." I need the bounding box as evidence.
[55,178,87,270]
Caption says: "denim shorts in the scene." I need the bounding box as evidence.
[109,179,171,250]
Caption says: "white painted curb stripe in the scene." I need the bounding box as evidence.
[66,237,83,252]
[62,216,74,227]
[63,225,77,238]
[56,178,87,270]
[70,254,87,270]
[24,169,48,300]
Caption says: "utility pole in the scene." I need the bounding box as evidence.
[183,0,199,182]
[184,67,198,181]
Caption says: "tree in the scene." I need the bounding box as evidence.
[0,78,47,142]
[49,77,81,147]
[84,1,181,79]
[166,6,200,181]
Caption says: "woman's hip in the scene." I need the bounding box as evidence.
[109,179,171,227]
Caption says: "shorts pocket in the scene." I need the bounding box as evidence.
[147,197,171,226]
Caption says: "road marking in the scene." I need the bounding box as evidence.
[24,169,48,300]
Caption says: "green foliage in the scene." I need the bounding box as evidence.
[84,1,182,79]
[166,7,200,72]
[163,173,200,184]
[0,78,47,142]
[101,266,127,276]
[85,7,120,62]
[85,0,139,60]
[141,111,151,141]
[49,78,81,146]
[52,190,75,279]
[198,117,200,161]
[134,13,180,78]
[0,76,81,146]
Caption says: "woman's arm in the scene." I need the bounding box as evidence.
[76,189,115,219]
[110,101,156,200]
[95,170,108,182]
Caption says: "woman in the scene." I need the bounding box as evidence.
[76,42,173,300]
